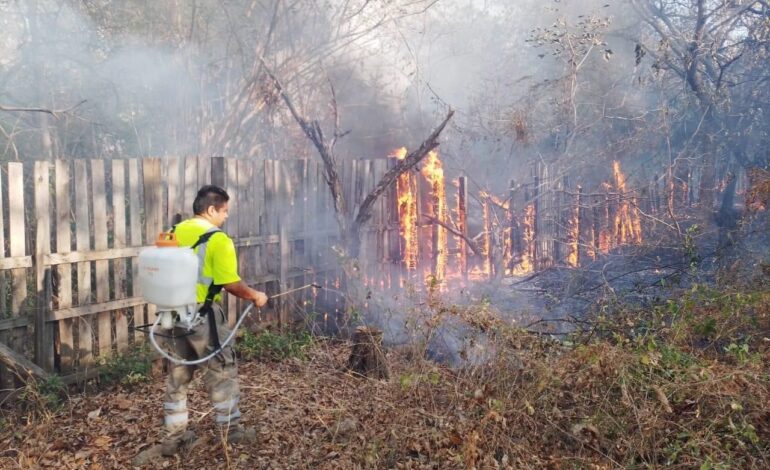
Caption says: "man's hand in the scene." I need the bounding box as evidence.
[223,281,268,308]
[252,290,268,308]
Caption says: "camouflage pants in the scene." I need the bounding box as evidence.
[162,303,242,439]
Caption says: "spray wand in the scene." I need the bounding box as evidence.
[148,282,333,366]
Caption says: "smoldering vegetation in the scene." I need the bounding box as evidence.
[2,1,770,468]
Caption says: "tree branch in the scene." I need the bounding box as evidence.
[351,109,455,251]
[423,214,481,256]
[259,56,349,240]
[0,100,87,118]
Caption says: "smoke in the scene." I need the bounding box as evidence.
[0,1,201,158]
[1,0,647,181]
[331,0,650,192]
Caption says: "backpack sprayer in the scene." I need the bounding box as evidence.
[137,232,329,366]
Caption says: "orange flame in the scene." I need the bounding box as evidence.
[504,224,513,275]
[391,148,419,270]
[482,199,492,277]
[611,161,643,247]
[422,151,448,280]
[390,147,407,160]
[398,178,419,270]
[566,193,580,268]
[513,204,535,274]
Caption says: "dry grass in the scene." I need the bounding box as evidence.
[1,284,769,469]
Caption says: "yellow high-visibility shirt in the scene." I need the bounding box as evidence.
[172,218,240,303]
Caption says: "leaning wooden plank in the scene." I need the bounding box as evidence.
[34,161,54,371]
[0,341,48,381]
[74,159,93,367]
[127,159,144,342]
[112,160,129,353]
[55,159,74,371]
[91,160,111,357]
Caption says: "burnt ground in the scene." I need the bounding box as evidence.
[2,211,769,469]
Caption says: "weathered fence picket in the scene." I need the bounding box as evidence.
[0,156,353,387]
[1,155,661,389]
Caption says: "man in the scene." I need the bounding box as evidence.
[160,185,268,455]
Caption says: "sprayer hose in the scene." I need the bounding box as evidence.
[149,303,255,366]
[148,282,336,366]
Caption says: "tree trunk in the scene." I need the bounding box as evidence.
[347,326,389,380]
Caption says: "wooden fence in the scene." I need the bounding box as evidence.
[1,154,722,389]
[0,156,399,388]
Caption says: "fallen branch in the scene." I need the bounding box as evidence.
[351,110,454,255]
[422,213,481,256]
[0,100,87,118]
[0,341,48,381]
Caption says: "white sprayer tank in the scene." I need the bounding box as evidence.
[138,233,199,310]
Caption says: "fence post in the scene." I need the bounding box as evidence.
[532,165,540,269]
[143,158,163,329]
[211,156,225,188]
[482,199,492,279]
[508,179,517,274]
[34,161,54,371]
[576,185,584,266]
[278,220,290,328]
[457,176,468,280]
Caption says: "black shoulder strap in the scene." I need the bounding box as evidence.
[193,228,225,351]
[191,229,221,250]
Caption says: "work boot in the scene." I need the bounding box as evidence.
[160,430,196,456]
[226,425,257,445]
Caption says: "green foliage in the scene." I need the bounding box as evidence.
[397,371,441,390]
[724,341,751,364]
[97,345,153,386]
[19,374,66,411]
[684,224,702,267]
[236,329,313,361]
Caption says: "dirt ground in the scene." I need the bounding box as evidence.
[1,343,479,469]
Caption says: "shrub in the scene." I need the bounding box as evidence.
[97,345,153,386]
[235,329,313,361]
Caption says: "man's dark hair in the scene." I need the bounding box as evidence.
[193,185,230,215]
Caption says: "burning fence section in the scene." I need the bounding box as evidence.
[392,147,419,271]
[421,151,448,280]
[387,155,646,283]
